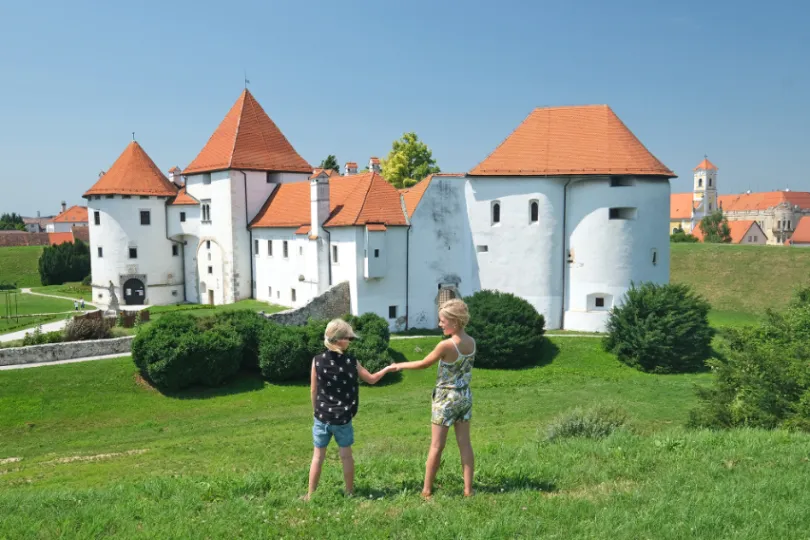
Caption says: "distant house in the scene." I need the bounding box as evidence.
[47,203,88,233]
[691,220,766,244]
[785,216,810,247]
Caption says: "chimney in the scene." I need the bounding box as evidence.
[344,162,358,176]
[310,171,331,293]
[37,211,40,218]
[369,157,381,173]
[168,166,184,186]
[61,201,66,213]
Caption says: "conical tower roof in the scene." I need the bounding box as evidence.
[84,141,178,197]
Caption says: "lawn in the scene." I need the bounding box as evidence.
[1,337,808,538]
[0,246,43,288]
[30,283,93,302]
[0,313,66,335]
[0,290,80,316]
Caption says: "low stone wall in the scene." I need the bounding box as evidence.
[262,281,351,326]
[0,336,134,367]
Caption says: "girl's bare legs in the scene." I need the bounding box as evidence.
[423,423,450,498]
[338,446,354,495]
[306,447,327,500]
[454,421,475,496]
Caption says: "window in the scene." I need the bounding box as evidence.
[708,178,712,187]
[388,306,398,319]
[208,266,213,274]
[595,297,605,308]
[140,195,149,200]
[492,201,501,224]
[206,240,211,249]
[129,247,138,259]
[476,245,489,253]
[207,253,211,261]
[180,212,186,223]
[122,195,131,199]
[708,203,712,211]
[748,236,752,242]
[651,248,658,266]
[788,221,791,229]
[172,290,178,297]
[267,240,273,256]
[105,194,114,199]
[609,207,637,220]
[698,179,703,188]
[374,249,380,258]
[530,201,539,223]
[93,195,101,200]
[291,288,297,302]
[299,246,303,256]
[254,239,259,255]
[140,210,151,225]
[97,247,103,258]
[268,286,272,296]
[609,177,634,187]
[332,245,338,263]
[202,173,211,185]
[754,236,758,241]
[283,241,288,258]
[172,245,179,256]
[94,211,100,225]
[277,291,280,299]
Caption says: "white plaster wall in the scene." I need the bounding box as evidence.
[253,228,319,308]
[352,226,408,330]
[182,235,200,303]
[328,228,361,316]
[167,205,200,238]
[465,177,565,328]
[364,230,386,278]
[86,196,183,308]
[408,177,478,330]
[196,237,225,305]
[565,177,670,332]
[50,221,85,233]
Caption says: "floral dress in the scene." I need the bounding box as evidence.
[431,339,475,426]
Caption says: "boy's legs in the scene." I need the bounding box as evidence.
[454,421,474,496]
[423,423,449,498]
[307,447,327,499]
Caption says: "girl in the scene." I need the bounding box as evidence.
[393,299,475,498]
[306,319,395,500]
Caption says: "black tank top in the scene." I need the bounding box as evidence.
[314,350,359,425]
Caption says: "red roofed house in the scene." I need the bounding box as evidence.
[671,158,810,244]
[47,202,88,233]
[786,216,810,247]
[82,93,674,331]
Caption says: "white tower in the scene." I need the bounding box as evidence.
[693,157,719,216]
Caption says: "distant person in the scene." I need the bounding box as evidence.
[305,319,396,500]
[73,300,78,311]
[80,298,85,310]
[392,299,476,499]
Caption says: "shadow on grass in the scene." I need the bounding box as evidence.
[353,476,556,498]
[140,370,267,400]
[475,337,560,371]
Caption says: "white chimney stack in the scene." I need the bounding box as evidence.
[310,171,331,293]
[344,162,358,176]
[61,201,66,213]
[168,166,183,186]
[369,157,381,173]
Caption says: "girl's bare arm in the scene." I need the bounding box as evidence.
[357,363,394,385]
[394,340,449,371]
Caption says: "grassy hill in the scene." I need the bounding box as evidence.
[0,246,42,288]
[671,243,810,314]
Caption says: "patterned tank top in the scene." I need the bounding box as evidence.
[435,338,475,390]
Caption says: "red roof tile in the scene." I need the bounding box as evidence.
[0,231,50,247]
[470,105,674,177]
[366,224,387,231]
[170,186,199,206]
[48,232,75,245]
[84,142,179,197]
[183,89,311,175]
[789,216,810,244]
[694,158,718,171]
[309,168,340,179]
[719,191,810,212]
[728,220,758,243]
[670,193,698,220]
[52,205,88,223]
[250,172,407,229]
[294,225,310,235]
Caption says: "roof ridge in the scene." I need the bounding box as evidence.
[246,90,272,167]
[228,91,246,169]
[351,173,376,224]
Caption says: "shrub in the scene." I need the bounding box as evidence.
[342,312,392,374]
[22,326,64,346]
[670,229,699,243]
[689,304,810,432]
[132,314,243,391]
[258,322,313,382]
[545,404,629,442]
[37,239,90,286]
[603,282,714,373]
[463,290,546,369]
[63,317,112,342]
[211,310,269,370]
[0,281,16,291]
[81,275,91,286]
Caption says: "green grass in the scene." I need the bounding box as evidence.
[0,245,43,288]
[1,337,808,538]
[30,282,93,302]
[671,243,810,313]
[0,313,66,335]
[0,291,79,316]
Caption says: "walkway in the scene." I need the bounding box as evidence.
[0,288,97,342]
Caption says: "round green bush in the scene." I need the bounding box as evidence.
[208,310,268,370]
[343,312,393,374]
[132,313,243,391]
[603,282,714,374]
[258,321,318,382]
[463,290,546,369]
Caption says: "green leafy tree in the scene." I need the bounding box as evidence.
[380,132,440,188]
[699,210,732,243]
[0,212,25,231]
[37,239,91,286]
[319,155,340,172]
[670,227,698,243]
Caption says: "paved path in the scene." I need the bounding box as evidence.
[20,287,96,308]
[0,289,99,342]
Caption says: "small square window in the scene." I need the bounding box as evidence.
[291,288,297,302]
[105,194,114,199]
[299,246,303,256]
[208,266,213,274]
[206,240,211,250]
[180,212,186,222]
[172,245,179,256]
[595,297,605,308]
[254,239,259,255]
[267,240,273,256]
[202,173,211,185]
[332,245,339,263]
[283,241,289,258]
[476,245,489,253]
[94,211,100,225]
[268,286,272,296]
[140,195,149,200]
[171,290,178,296]
[140,210,151,225]
[129,247,138,259]
[374,249,380,258]
[97,247,103,258]
[388,306,397,319]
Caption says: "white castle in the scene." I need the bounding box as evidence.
[83,90,673,331]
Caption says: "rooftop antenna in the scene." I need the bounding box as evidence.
[244,70,250,89]
[132,132,135,142]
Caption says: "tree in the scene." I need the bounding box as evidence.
[0,213,25,231]
[38,239,91,286]
[319,155,340,172]
[380,132,440,188]
[699,210,732,243]
[670,227,698,243]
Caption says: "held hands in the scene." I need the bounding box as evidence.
[386,363,401,373]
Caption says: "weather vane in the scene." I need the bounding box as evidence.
[244,71,250,89]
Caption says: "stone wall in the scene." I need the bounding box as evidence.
[262,281,351,326]
[0,336,134,367]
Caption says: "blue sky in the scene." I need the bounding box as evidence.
[1,0,808,216]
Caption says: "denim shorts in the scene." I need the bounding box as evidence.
[312,418,354,448]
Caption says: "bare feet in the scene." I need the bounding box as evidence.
[301,493,312,502]
[464,490,474,498]
[420,491,433,501]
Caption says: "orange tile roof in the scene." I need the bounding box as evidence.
[366,224,387,231]
[670,193,698,219]
[345,162,358,168]
[48,232,75,245]
[183,89,311,175]
[84,142,179,197]
[369,157,380,164]
[52,205,88,223]
[399,173,466,218]
[694,158,718,171]
[295,225,310,235]
[170,186,199,206]
[470,105,674,177]
[250,172,408,229]
[168,166,182,174]
[789,216,810,244]
[309,168,340,179]
[728,220,757,243]
[718,191,810,212]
